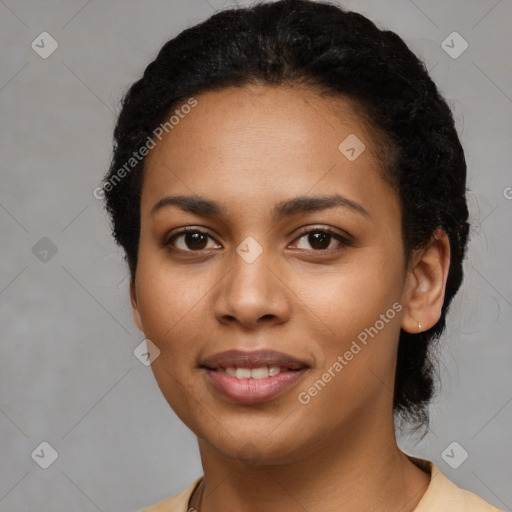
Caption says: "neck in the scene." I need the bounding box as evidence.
[192,409,431,512]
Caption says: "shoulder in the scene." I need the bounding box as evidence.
[413,460,502,512]
[141,477,203,512]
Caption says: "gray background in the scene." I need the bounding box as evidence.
[0,0,511,511]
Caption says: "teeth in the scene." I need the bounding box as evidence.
[235,368,251,379]
[223,366,282,379]
[268,366,280,377]
[251,367,269,379]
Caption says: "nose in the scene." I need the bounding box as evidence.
[213,245,291,330]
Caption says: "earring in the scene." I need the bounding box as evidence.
[418,321,422,333]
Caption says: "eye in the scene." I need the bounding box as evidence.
[164,226,353,253]
[291,227,353,251]
[165,227,221,251]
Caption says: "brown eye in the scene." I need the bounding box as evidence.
[166,229,220,251]
[306,232,331,250]
[292,227,353,251]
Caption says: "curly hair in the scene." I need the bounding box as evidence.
[101,0,469,434]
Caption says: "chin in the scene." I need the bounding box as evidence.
[197,422,317,468]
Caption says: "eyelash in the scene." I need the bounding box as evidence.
[164,226,353,253]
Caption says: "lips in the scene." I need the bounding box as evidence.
[201,349,309,371]
[200,349,310,404]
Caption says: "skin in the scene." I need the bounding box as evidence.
[130,84,450,512]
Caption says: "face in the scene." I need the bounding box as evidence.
[131,84,412,465]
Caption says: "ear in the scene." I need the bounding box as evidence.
[130,280,144,333]
[401,229,451,334]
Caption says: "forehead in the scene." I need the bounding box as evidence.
[141,84,393,216]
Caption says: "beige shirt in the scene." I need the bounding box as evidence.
[141,457,502,512]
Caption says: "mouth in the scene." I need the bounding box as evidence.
[206,365,299,379]
[199,349,310,404]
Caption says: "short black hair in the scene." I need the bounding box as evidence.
[102,0,470,434]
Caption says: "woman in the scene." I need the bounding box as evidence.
[101,1,501,510]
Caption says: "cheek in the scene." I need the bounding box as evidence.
[297,249,405,401]
[306,253,403,336]
[134,255,197,349]
[295,271,403,429]
[134,264,204,415]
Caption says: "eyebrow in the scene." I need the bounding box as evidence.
[150,193,370,220]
